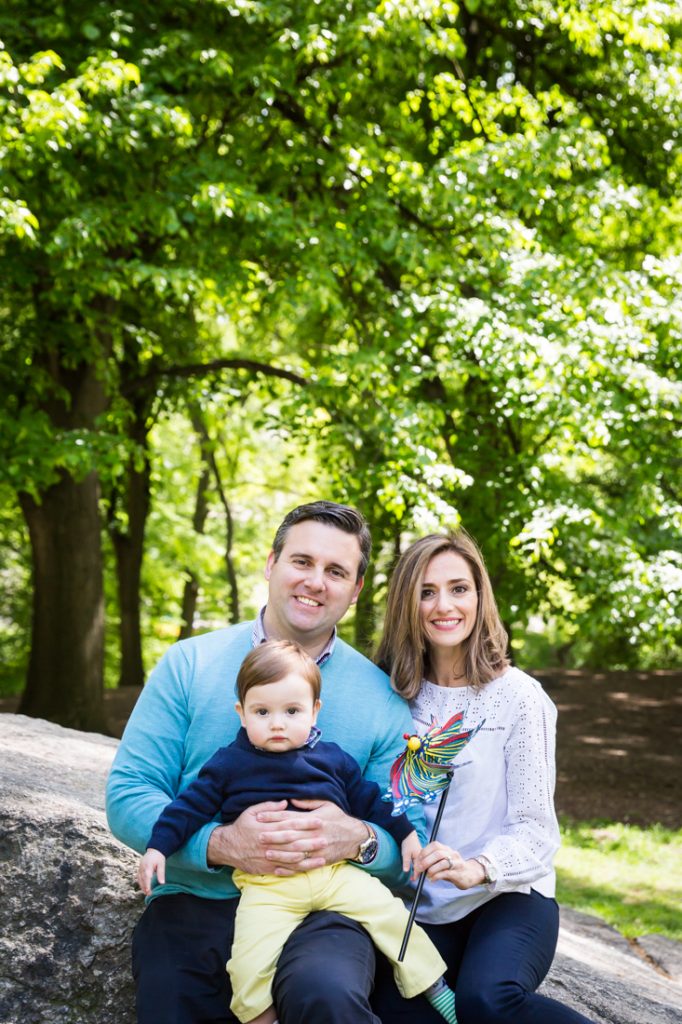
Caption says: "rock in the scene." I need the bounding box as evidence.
[543,908,682,1022]
[638,935,682,984]
[1,713,681,1024]
[0,715,139,1024]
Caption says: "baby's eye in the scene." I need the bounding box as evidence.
[255,708,268,716]
[286,707,300,716]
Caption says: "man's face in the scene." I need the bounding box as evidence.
[263,520,364,655]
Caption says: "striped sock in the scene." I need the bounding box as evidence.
[425,978,457,1024]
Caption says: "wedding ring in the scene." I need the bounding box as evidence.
[446,857,454,870]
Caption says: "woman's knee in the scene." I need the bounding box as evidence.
[456,980,524,1024]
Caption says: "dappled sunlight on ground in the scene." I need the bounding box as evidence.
[537,669,681,828]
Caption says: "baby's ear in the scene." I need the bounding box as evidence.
[313,698,322,719]
[235,702,245,724]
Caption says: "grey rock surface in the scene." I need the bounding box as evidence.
[544,908,682,1022]
[1,713,681,1024]
[0,714,139,1024]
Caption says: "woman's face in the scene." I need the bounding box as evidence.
[419,550,478,654]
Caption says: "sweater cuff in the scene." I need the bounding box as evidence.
[353,823,410,890]
[172,823,226,874]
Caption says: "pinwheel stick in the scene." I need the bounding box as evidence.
[398,766,454,962]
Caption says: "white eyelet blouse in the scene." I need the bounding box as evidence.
[409,666,561,924]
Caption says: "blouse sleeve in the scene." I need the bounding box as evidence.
[481,687,561,892]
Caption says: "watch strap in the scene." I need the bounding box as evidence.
[474,854,496,885]
[352,822,378,864]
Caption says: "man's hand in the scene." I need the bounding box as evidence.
[287,799,368,866]
[207,799,368,877]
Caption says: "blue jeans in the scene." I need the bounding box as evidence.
[371,890,595,1023]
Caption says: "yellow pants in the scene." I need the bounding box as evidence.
[228,862,446,1022]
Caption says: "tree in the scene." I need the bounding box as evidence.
[235,0,682,659]
[1,0,679,731]
[0,3,314,721]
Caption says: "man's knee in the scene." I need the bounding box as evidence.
[274,912,379,1023]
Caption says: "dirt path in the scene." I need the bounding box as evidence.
[536,668,681,828]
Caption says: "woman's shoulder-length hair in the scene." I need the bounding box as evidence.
[375,530,510,700]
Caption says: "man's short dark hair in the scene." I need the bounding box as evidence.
[271,501,371,580]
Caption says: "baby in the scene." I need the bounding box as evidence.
[138,639,457,1024]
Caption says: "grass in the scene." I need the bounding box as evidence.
[556,819,682,941]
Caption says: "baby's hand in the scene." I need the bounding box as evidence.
[401,831,422,879]
[137,848,166,895]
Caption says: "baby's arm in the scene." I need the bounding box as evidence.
[401,830,422,879]
[137,848,167,896]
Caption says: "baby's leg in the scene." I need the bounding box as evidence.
[229,873,308,1023]
[316,863,446,1000]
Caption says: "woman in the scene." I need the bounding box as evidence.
[371,530,595,1024]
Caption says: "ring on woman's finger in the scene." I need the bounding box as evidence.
[446,857,454,870]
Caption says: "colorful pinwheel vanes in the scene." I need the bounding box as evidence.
[383,711,483,815]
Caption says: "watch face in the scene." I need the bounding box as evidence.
[359,839,378,864]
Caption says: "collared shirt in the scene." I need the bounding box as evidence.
[251,606,336,666]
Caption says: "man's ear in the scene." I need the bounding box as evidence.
[264,550,275,580]
[350,576,364,606]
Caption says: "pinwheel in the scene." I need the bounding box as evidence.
[383,711,481,815]
[384,711,483,960]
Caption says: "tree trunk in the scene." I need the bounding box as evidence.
[220,484,240,625]
[110,449,151,687]
[354,554,376,657]
[178,464,210,640]
[189,409,240,625]
[18,472,107,732]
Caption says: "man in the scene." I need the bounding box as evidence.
[106,501,422,1023]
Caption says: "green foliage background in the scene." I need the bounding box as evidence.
[0,0,680,707]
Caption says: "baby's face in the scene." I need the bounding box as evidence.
[236,673,321,752]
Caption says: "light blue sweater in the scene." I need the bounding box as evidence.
[106,622,424,901]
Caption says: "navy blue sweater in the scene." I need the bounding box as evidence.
[148,728,414,857]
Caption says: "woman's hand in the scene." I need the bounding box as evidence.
[414,842,487,890]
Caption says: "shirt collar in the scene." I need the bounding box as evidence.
[251,606,336,666]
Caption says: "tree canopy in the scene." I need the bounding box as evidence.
[1,0,680,727]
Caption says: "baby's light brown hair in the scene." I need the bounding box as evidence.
[236,639,322,705]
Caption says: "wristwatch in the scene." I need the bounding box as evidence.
[473,854,498,886]
[351,823,378,865]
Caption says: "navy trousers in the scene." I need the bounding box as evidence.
[370,890,595,1024]
[132,894,381,1024]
